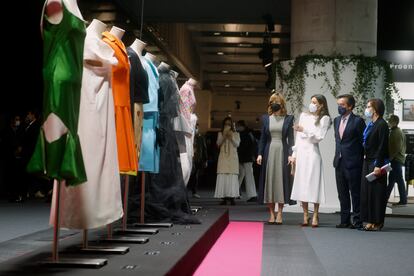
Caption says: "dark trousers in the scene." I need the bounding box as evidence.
[387,160,407,203]
[335,160,362,225]
[360,160,387,224]
[188,166,201,194]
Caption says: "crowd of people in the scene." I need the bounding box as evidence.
[211,92,407,231]
[0,110,52,202]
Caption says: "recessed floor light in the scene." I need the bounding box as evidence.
[224,84,230,87]
[221,70,229,74]
[213,32,221,36]
[217,52,224,55]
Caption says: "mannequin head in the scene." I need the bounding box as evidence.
[87,19,106,36]
[130,38,146,56]
[145,52,157,63]
[110,26,125,40]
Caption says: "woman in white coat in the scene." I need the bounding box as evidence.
[214,117,241,205]
[289,94,331,227]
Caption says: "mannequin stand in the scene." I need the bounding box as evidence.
[100,176,150,244]
[132,172,173,228]
[114,175,159,235]
[39,180,107,268]
[77,230,129,255]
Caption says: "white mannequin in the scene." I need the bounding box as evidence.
[44,0,84,25]
[86,19,106,36]
[171,70,179,79]
[110,26,125,40]
[157,61,170,70]
[130,38,147,57]
[188,78,198,86]
[145,52,157,63]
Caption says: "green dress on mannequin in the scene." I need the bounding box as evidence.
[27,1,86,186]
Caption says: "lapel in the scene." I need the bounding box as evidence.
[264,115,270,137]
[281,115,289,138]
[334,116,340,137]
[341,113,354,140]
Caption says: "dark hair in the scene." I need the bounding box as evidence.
[236,120,246,127]
[388,114,399,125]
[311,94,331,126]
[221,117,235,132]
[337,94,355,109]
[368,98,385,117]
[27,108,40,119]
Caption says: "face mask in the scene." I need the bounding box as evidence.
[195,128,199,134]
[15,120,20,127]
[338,106,347,116]
[271,103,281,113]
[364,108,373,118]
[309,103,318,113]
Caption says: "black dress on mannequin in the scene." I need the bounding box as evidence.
[145,65,200,224]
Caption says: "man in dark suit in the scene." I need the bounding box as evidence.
[333,94,366,229]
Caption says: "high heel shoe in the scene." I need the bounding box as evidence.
[311,215,319,228]
[301,215,310,227]
[275,212,283,225]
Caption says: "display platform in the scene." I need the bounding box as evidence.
[0,208,229,276]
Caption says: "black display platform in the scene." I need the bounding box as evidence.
[0,208,229,276]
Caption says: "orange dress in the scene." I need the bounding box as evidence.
[102,32,138,175]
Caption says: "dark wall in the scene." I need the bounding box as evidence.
[2,1,44,119]
[378,0,414,50]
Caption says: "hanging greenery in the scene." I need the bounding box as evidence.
[274,54,399,115]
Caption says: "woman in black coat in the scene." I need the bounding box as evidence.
[361,98,389,231]
[256,92,295,224]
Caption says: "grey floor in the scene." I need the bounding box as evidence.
[190,190,414,276]
[1,191,414,275]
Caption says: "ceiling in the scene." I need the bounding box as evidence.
[80,0,291,94]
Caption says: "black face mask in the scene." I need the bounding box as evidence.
[271,103,281,112]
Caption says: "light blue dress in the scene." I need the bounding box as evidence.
[139,57,160,172]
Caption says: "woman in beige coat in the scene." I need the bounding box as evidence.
[214,117,241,205]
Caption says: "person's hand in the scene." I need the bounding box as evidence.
[293,124,304,132]
[256,155,262,165]
[288,156,296,165]
[373,167,382,176]
[225,130,233,138]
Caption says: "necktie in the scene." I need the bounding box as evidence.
[339,117,346,139]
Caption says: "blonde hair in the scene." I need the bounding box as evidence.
[267,92,287,115]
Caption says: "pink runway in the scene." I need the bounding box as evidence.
[194,222,264,276]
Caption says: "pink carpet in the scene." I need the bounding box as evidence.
[194,222,263,276]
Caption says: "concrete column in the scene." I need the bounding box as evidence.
[291,0,377,57]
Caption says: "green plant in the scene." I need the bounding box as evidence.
[275,54,399,115]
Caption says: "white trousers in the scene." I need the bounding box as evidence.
[238,162,257,198]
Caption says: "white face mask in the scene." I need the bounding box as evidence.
[195,128,199,134]
[15,120,20,127]
[309,103,318,113]
[364,108,373,118]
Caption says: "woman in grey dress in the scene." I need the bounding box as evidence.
[257,93,295,224]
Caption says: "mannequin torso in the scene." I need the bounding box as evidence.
[171,70,179,79]
[87,19,106,37]
[130,39,146,57]
[44,0,84,25]
[157,62,170,71]
[110,26,125,40]
[188,78,198,86]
